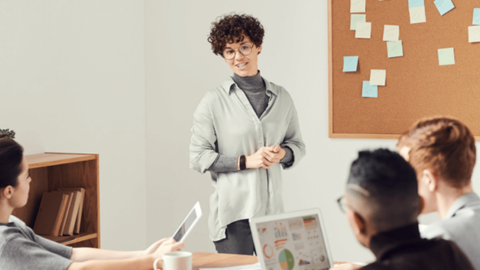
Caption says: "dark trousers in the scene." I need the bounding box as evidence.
[214,219,256,255]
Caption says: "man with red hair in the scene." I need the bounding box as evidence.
[397,117,480,270]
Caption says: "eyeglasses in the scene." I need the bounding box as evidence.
[223,44,253,60]
[336,195,347,214]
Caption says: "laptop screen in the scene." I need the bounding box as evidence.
[255,214,331,270]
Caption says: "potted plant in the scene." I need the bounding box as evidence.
[0,129,15,139]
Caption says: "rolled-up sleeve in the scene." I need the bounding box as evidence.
[281,103,306,169]
[190,94,219,173]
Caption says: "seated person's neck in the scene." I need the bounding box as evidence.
[436,182,474,219]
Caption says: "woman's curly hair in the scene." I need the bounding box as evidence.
[208,14,265,56]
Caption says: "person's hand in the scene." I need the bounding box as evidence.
[246,145,286,169]
[246,147,273,169]
[329,263,363,270]
[152,238,185,258]
[143,238,168,256]
[263,145,286,167]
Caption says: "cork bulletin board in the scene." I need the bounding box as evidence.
[328,0,480,139]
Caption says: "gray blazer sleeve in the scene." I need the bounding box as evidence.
[190,93,220,174]
[280,103,306,169]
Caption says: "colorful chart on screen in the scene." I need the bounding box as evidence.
[279,249,294,270]
[256,214,331,270]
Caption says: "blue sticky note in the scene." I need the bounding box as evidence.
[343,56,359,72]
[362,81,378,98]
[434,0,455,16]
[473,8,480,25]
[409,0,424,8]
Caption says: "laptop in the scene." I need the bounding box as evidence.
[249,209,333,270]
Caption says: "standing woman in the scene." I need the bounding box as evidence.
[190,14,306,255]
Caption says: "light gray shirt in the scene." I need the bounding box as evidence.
[421,193,480,270]
[0,215,73,270]
[208,72,293,173]
[190,77,306,241]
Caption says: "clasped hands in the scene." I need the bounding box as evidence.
[245,145,286,169]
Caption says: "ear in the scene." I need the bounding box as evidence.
[422,169,439,192]
[257,44,263,55]
[2,186,14,199]
[352,212,366,235]
[399,146,411,161]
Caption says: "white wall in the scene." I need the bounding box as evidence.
[2,0,480,263]
[0,1,147,251]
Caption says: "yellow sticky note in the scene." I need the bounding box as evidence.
[355,22,371,39]
[370,70,386,86]
[351,0,366,13]
[383,25,400,41]
[468,26,480,43]
[409,6,427,24]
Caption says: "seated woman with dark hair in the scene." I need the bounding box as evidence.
[0,137,184,270]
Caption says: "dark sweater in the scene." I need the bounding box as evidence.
[362,223,474,270]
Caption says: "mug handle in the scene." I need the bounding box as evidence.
[153,257,164,270]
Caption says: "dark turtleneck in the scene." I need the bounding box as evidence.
[232,71,268,118]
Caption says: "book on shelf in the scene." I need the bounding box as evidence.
[33,192,69,236]
[54,190,75,236]
[58,187,85,235]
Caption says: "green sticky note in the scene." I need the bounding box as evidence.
[351,14,366,30]
[438,48,455,66]
[362,81,378,98]
[387,41,403,58]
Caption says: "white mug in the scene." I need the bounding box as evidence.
[154,251,192,270]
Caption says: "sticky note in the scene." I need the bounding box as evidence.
[383,25,400,41]
[434,0,455,16]
[473,8,480,25]
[370,70,386,86]
[355,22,371,39]
[387,41,403,58]
[468,26,480,43]
[409,6,427,24]
[351,14,366,30]
[351,0,366,13]
[362,81,378,98]
[438,48,455,66]
[409,0,424,8]
[343,56,359,72]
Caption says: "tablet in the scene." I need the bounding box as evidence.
[172,201,202,242]
[250,208,333,270]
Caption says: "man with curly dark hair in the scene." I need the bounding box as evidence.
[190,13,306,255]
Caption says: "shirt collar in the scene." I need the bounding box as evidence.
[444,192,480,219]
[369,222,422,261]
[221,75,278,96]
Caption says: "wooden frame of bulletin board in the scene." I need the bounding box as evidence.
[328,0,480,140]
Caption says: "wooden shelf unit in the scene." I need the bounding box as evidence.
[12,152,100,248]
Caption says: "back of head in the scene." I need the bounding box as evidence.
[347,149,420,231]
[0,136,24,189]
[398,117,476,188]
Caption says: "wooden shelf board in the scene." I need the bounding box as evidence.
[26,153,97,169]
[42,232,98,246]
